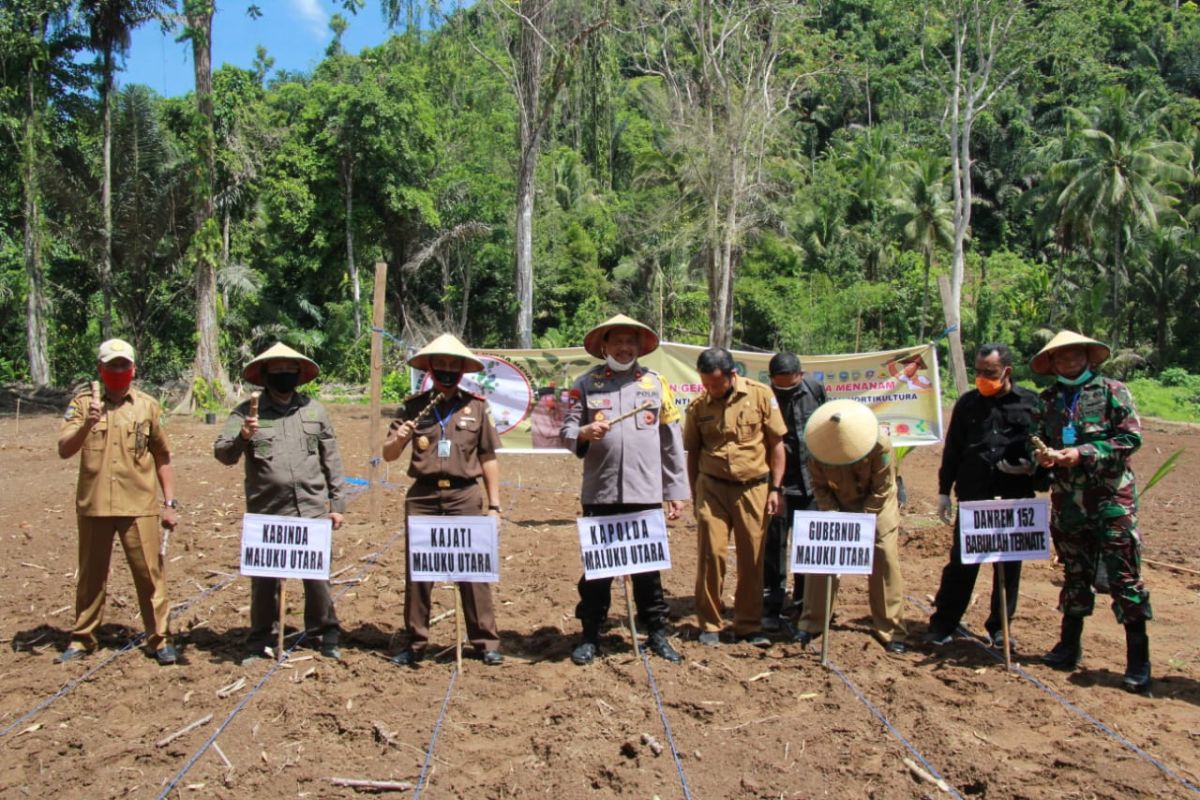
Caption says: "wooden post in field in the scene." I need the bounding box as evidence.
[938,275,969,395]
[369,262,387,523]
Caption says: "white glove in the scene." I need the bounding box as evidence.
[937,494,954,526]
[996,457,1037,476]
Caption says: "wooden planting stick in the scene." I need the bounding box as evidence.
[329,778,413,792]
[156,714,214,748]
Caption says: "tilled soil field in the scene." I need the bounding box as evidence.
[1,406,1198,799]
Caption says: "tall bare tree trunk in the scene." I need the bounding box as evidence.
[99,45,114,339]
[23,62,51,387]
[512,0,545,349]
[341,156,361,336]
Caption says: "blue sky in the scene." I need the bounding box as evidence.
[119,0,395,97]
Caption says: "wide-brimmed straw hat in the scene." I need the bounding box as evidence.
[1030,330,1110,375]
[243,342,320,386]
[583,314,660,359]
[407,333,485,373]
[804,399,879,466]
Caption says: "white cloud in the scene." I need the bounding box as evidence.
[290,0,329,39]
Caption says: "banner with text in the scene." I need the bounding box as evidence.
[410,342,943,453]
[958,499,1051,565]
[577,509,672,581]
[408,515,499,583]
[789,511,878,576]
[240,513,332,580]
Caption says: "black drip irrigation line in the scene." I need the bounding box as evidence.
[0,572,239,741]
[412,668,459,799]
[155,528,405,799]
[639,653,694,800]
[907,594,1200,797]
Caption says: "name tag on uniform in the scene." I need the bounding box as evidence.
[438,438,452,458]
[1062,424,1077,446]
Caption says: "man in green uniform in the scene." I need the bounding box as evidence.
[792,400,908,653]
[214,343,346,662]
[384,334,504,667]
[56,338,179,665]
[1031,330,1152,693]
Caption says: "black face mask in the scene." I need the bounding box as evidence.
[266,372,300,394]
[772,383,800,399]
[432,370,462,388]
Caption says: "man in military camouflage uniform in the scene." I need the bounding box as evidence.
[561,315,689,665]
[1031,331,1151,693]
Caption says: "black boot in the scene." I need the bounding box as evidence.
[571,625,601,666]
[1122,620,1151,694]
[1041,615,1084,670]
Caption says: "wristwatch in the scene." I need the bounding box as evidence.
[769,486,782,494]
[162,499,180,509]
[488,504,502,513]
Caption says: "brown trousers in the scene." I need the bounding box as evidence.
[694,475,769,635]
[71,515,171,650]
[404,483,499,652]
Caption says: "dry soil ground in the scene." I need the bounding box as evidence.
[0,405,1198,799]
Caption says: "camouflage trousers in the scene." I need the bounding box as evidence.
[1050,503,1152,624]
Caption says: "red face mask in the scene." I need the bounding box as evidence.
[100,365,135,395]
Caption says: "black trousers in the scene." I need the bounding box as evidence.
[763,493,815,617]
[929,513,1021,636]
[576,502,669,636]
[249,577,339,645]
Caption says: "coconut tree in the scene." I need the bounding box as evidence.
[890,150,955,341]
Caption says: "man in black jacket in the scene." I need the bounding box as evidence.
[926,343,1043,647]
[762,352,827,630]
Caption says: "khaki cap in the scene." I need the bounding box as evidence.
[804,399,879,466]
[583,314,659,359]
[407,333,485,373]
[1030,330,1110,375]
[98,338,136,364]
[243,342,320,386]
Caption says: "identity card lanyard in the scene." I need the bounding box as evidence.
[433,402,459,459]
[1061,388,1081,446]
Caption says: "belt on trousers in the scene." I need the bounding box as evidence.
[701,472,769,488]
[414,476,478,490]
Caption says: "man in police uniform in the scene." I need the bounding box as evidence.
[56,338,179,665]
[762,352,827,630]
[214,343,347,661]
[1031,330,1152,693]
[926,343,1042,648]
[384,334,504,667]
[793,400,908,653]
[683,347,786,646]
[560,314,690,665]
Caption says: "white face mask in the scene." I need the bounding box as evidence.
[605,354,636,372]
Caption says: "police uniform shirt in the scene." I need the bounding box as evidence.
[61,387,171,517]
[682,375,787,482]
[398,390,500,481]
[560,363,690,505]
[214,393,346,517]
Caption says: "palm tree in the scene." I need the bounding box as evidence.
[890,150,955,342]
[1132,226,1196,363]
[1049,87,1189,350]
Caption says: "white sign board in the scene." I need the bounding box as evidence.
[958,498,1051,565]
[240,513,333,580]
[408,515,500,583]
[789,511,877,576]
[577,509,671,580]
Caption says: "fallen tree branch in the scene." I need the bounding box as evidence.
[156,714,213,748]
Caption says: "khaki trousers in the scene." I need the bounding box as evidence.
[404,483,500,652]
[694,475,769,635]
[797,521,907,643]
[71,515,171,650]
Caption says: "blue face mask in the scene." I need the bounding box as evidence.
[1056,369,1093,386]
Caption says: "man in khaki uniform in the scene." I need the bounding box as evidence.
[214,343,346,662]
[560,314,689,665]
[683,347,786,646]
[56,338,179,665]
[384,334,504,666]
[793,400,908,652]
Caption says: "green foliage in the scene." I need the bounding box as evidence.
[1126,376,1200,422]
[381,369,410,403]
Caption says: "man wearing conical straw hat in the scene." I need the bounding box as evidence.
[560,314,690,666]
[791,399,909,653]
[383,334,504,667]
[215,342,347,662]
[1029,330,1152,693]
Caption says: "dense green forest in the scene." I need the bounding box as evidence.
[2,0,1199,401]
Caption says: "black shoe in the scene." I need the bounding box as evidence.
[792,629,815,647]
[55,646,89,664]
[320,642,343,660]
[739,632,771,648]
[985,630,1017,650]
[647,630,683,663]
[571,641,598,666]
[1042,616,1084,670]
[762,615,782,632]
[922,630,953,646]
[155,644,179,665]
[391,649,425,667]
[884,640,908,654]
[481,650,503,666]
